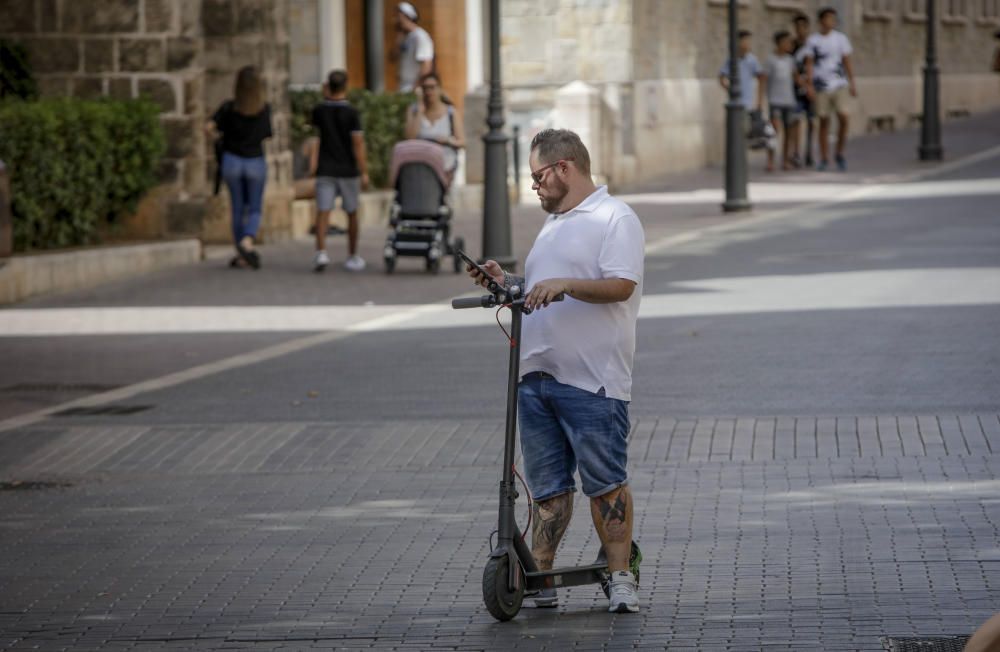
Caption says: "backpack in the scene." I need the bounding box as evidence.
[747,110,777,151]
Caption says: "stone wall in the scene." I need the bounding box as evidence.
[500,0,633,85]
[0,0,295,244]
[289,0,322,86]
[198,0,294,244]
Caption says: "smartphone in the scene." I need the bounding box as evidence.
[457,250,502,291]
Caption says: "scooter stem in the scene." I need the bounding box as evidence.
[497,304,522,544]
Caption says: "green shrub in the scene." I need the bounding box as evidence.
[289,87,322,149]
[289,88,414,189]
[0,97,165,251]
[0,40,37,101]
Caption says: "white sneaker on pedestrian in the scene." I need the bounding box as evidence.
[607,570,639,613]
[313,250,330,272]
[525,587,558,608]
[344,255,366,272]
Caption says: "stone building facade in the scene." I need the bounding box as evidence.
[486,0,1000,191]
[0,0,294,243]
[3,0,997,231]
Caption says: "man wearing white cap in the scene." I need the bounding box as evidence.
[395,2,434,92]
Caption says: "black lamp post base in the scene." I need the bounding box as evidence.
[721,199,753,213]
[918,145,943,161]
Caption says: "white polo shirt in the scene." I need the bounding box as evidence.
[520,185,645,401]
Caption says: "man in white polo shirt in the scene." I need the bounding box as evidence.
[468,129,645,614]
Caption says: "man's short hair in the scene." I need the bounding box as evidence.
[793,13,810,25]
[327,69,348,93]
[818,6,836,20]
[738,29,752,39]
[530,129,591,176]
[774,30,791,45]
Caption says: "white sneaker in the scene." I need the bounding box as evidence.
[525,587,558,608]
[344,255,366,272]
[608,570,639,613]
[313,250,330,272]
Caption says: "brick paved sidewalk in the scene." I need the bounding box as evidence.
[1,414,997,650]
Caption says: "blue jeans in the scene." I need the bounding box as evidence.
[221,152,267,242]
[517,372,630,502]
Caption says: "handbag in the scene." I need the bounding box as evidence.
[213,138,224,195]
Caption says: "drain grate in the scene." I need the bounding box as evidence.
[3,383,121,393]
[880,636,970,652]
[53,405,153,417]
[0,480,73,491]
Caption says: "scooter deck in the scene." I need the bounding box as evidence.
[524,562,609,591]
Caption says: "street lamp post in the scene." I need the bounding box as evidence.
[481,0,515,267]
[722,0,751,212]
[918,0,943,161]
[364,0,384,92]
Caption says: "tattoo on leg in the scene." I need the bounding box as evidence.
[532,493,573,569]
[597,491,628,541]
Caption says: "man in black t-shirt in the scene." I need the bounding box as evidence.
[792,13,814,167]
[310,69,369,272]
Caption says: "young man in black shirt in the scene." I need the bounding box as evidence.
[310,69,369,272]
[792,13,814,167]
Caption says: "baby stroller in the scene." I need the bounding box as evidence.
[382,139,465,274]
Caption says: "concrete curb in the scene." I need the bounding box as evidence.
[290,190,395,238]
[0,239,201,306]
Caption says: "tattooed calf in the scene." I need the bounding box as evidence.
[597,491,629,541]
[532,493,573,569]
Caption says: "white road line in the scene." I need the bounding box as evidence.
[2,143,998,434]
[0,306,436,434]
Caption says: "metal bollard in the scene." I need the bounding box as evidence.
[0,160,11,257]
[511,125,521,203]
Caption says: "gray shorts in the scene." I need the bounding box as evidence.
[316,176,360,213]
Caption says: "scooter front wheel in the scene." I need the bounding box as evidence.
[482,555,524,621]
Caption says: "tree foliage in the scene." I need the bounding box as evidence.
[290,88,415,189]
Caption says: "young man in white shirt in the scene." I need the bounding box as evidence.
[467,129,646,614]
[801,6,857,171]
[395,2,434,92]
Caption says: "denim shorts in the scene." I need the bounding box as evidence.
[517,372,630,502]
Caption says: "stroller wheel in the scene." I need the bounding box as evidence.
[425,256,440,274]
[451,237,466,274]
[384,255,396,274]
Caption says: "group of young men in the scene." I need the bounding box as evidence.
[719,6,856,172]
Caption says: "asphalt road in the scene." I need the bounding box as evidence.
[6,150,995,426]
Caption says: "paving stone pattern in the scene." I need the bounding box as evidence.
[2,416,997,477]
[1,415,998,651]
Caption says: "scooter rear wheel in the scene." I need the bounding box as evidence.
[482,555,524,621]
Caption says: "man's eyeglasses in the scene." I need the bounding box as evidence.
[531,158,573,184]
[420,84,439,91]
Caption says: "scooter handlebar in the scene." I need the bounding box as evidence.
[452,295,493,309]
[451,292,565,311]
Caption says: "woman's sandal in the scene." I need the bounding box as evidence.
[236,242,261,270]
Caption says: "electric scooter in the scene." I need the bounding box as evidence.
[452,255,640,622]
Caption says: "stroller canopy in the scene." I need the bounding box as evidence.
[389,139,450,190]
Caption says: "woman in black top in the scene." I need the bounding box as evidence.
[207,66,272,269]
